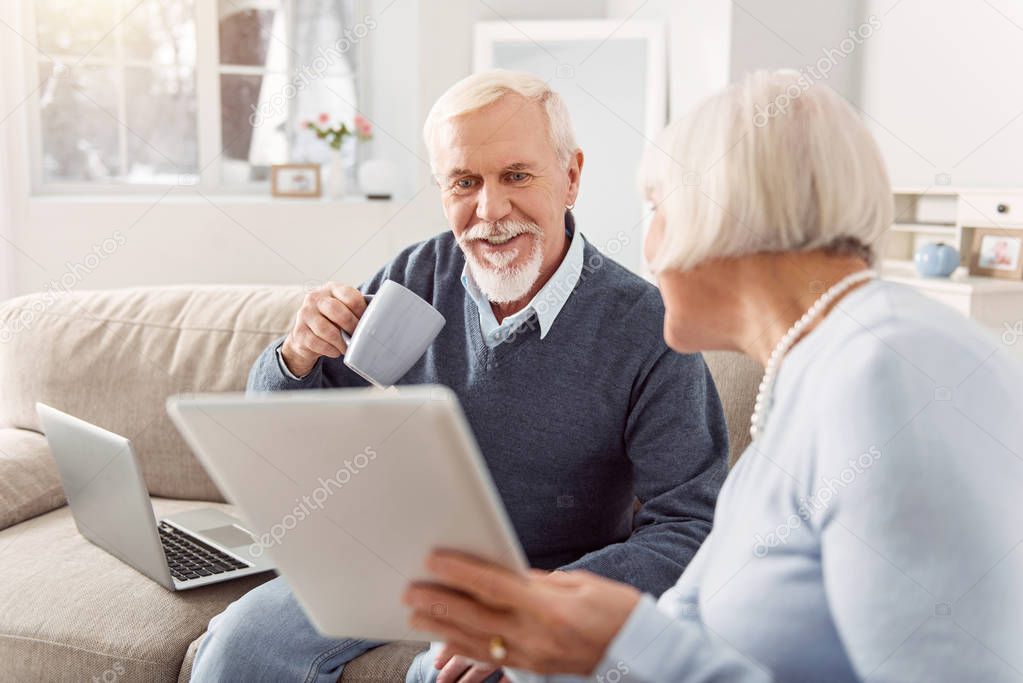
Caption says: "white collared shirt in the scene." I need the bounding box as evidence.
[460,228,585,348]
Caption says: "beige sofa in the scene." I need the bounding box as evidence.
[0,285,761,682]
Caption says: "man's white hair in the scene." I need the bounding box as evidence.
[640,69,893,272]
[422,69,578,170]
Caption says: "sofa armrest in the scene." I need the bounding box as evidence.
[0,428,65,531]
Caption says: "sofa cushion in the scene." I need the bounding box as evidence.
[0,286,304,501]
[0,428,65,531]
[0,497,275,682]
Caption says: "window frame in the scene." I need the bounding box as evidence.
[23,0,368,196]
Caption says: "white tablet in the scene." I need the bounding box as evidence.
[166,385,528,640]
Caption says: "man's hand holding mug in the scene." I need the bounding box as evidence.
[280,280,446,387]
[281,282,368,379]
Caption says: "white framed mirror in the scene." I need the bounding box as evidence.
[474,20,666,274]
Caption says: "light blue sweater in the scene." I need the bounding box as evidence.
[530,280,1023,682]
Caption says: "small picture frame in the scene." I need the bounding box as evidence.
[969,228,1023,280]
[271,164,321,198]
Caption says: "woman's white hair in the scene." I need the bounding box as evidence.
[640,69,893,272]
[422,69,578,169]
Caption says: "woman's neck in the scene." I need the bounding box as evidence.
[732,252,872,367]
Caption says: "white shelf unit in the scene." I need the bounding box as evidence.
[883,187,961,271]
[881,187,1023,357]
[885,186,1023,267]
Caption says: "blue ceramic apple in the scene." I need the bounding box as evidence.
[914,242,960,278]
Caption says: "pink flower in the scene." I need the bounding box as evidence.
[318,112,329,124]
[354,114,372,136]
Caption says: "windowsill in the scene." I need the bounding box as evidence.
[28,193,396,205]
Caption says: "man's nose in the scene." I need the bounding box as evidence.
[476,182,512,223]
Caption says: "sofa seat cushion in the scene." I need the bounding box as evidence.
[0,497,275,682]
[0,428,65,531]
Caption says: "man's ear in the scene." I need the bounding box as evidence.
[565,149,584,206]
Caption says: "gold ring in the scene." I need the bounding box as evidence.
[489,635,507,661]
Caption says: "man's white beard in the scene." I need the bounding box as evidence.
[459,220,544,304]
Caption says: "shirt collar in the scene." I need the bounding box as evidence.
[460,212,585,341]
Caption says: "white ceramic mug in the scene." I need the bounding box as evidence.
[341,280,445,387]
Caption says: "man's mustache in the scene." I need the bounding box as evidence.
[459,220,543,245]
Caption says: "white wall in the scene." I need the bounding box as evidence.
[0,161,15,303]
[1,0,36,302]
[476,0,606,20]
[610,0,1023,192]
[860,0,1023,188]
[636,0,1023,189]
[11,194,446,292]
[0,15,15,303]
[728,0,866,104]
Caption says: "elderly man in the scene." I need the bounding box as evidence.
[190,70,727,683]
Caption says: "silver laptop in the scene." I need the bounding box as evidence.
[36,403,275,591]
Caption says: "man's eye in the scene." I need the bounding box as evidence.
[507,172,530,183]
[454,178,477,190]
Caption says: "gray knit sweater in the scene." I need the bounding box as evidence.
[247,227,728,596]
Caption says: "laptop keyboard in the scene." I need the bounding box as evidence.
[158,522,250,582]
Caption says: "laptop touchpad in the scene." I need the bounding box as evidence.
[201,524,256,548]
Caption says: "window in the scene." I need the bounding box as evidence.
[28,0,363,192]
[34,0,198,185]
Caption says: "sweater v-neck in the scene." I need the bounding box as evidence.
[465,293,544,371]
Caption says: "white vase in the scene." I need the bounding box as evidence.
[325,149,346,199]
[358,159,396,200]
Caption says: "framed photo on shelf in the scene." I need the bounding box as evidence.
[969,228,1023,280]
[271,164,321,198]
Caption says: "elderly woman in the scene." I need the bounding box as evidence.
[403,70,1023,682]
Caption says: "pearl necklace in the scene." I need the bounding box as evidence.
[749,270,877,440]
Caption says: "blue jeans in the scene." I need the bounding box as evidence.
[189,576,500,683]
